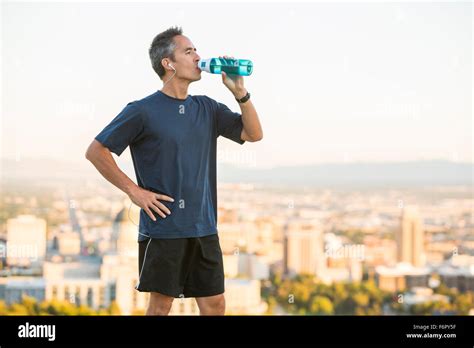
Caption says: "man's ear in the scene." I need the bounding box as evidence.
[161,58,173,71]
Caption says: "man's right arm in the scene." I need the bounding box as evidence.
[85,139,173,220]
[85,139,138,197]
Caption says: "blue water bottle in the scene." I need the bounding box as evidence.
[198,58,253,76]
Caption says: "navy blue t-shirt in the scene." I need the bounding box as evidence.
[95,90,245,241]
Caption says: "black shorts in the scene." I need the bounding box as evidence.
[135,233,225,298]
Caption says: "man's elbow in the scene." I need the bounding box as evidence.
[85,147,92,161]
[85,140,102,161]
[248,132,263,142]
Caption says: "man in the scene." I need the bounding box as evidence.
[85,26,263,315]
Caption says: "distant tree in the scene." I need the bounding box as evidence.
[0,300,8,315]
[1,296,115,316]
[266,273,470,316]
[410,301,452,315]
[310,296,334,315]
[292,282,312,306]
[108,301,121,315]
[21,295,40,315]
[131,308,145,316]
[453,292,474,315]
[8,303,28,315]
[77,305,96,315]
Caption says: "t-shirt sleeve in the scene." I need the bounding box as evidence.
[215,101,245,145]
[94,101,145,156]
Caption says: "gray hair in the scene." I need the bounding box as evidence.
[149,26,183,79]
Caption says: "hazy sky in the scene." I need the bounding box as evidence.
[2,1,472,169]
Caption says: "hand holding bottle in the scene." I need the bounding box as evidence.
[219,55,247,98]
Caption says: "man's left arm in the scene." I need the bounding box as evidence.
[221,57,263,142]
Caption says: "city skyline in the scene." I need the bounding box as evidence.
[1,180,472,316]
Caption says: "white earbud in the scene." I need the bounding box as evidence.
[163,62,177,87]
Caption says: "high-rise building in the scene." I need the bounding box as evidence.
[397,205,425,267]
[99,204,148,314]
[223,253,239,278]
[283,219,326,277]
[112,203,140,257]
[57,232,81,256]
[374,263,431,292]
[238,253,270,280]
[218,222,258,254]
[224,279,268,315]
[6,215,47,267]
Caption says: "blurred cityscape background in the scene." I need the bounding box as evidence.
[0,159,472,315]
[1,1,472,315]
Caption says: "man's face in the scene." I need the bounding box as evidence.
[169,35,202,82]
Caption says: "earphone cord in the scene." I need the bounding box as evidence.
[162,69,176,87]
[128,201,151,238]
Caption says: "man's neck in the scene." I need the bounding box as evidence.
[160,79,190,100]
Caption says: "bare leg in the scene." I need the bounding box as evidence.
[195,294,225,315]
[146,292,174,315]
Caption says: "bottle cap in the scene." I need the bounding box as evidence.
[198,59,213,73]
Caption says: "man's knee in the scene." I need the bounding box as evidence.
[197,294,225,315]
[214,296,226,314]
[146,292,174,315]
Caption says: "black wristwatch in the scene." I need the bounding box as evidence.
[235,91,251,104]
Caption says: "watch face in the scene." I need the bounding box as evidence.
[237,92,250,103]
